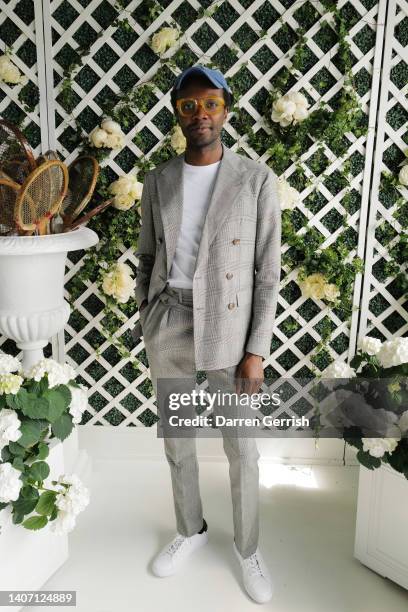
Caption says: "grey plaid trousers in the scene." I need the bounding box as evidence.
[140,282,260,559]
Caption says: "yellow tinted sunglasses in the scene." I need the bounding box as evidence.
[176,96,225,117]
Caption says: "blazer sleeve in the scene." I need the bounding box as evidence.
[134,172,156,308]
[245,170,281,360]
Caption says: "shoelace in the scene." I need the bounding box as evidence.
[244,552,265,577]
[166,534,187,555]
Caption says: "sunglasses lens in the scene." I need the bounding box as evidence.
[179,98,224,115]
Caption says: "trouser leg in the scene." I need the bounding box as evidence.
[206,365,260,558]
[144,289,203,537]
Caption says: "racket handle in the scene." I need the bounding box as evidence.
[37,218,49,235]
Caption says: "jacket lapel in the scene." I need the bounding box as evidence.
[156,143,247,276]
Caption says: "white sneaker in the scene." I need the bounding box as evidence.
[152,530,208,577]
[233,541,273,603]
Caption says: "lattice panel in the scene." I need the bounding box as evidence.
[50,0,386,427]
[359,0,408,343]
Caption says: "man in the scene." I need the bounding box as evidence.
[132,65,281,604]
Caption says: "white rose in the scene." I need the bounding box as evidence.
[102,262,136,304]
[398,164,408,186]
[151,27,179,54]
[0,373,23,395]
[377,337,408,369]
[323,283,340,302]
[0,408,22,451]
[358,336,382,356]
[68,385,88,425]
[362,437,400,458]
[277,177,299,210]
[89,127,107,148]
[100,119,122,135]
[0,55,23,84]
[170,125,186,154]
[0,353,22,375]
[109,175,143,210]
[0,462,22,503]
[321,361,356,378]
[297,272,327,300]
[104,131,124,149]
[271,91,309,127]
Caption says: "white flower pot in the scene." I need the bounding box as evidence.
[0,228,99,370]
[354,463,408,590]
[0,438,67,612]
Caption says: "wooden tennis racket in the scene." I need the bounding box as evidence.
[63,198,114,232]
[59,155,99,229]
[0,120,37,184]
[14,160,69,235]
[0,177,21,235]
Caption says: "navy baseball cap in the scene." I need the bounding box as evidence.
[173,64,233,94]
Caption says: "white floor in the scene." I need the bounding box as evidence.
[23,458,408,612]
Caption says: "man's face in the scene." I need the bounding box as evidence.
[175,77,228,148]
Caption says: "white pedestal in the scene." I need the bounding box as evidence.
[354,463,408,590]
[0,439,68,612]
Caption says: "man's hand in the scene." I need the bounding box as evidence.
[235,352,264,395]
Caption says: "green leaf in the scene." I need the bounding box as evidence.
[22,515,48,530]
[19,391,49,419]
[356,449,381,470]
[7,441,26,457]
[13,485,39,515]
[12,456,25,471]
[1,446,12,462]
[0,501,8,510]
[35,490,57,516]
[51,413,73,441]
[17,419,49,448]
[12,510,25,524]
[28,461,50,482]
[36,442,49,461]
[44,389,69,423]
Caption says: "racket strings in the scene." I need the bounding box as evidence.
[61,156,99,220]
[0,180,19,235]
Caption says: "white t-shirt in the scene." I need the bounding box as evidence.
[168,159,221,289]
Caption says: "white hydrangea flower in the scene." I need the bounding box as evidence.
[377,337,408,369]
[102,262,136,304]
[170,125,186,154]
[362,437,400,458]
[398,164,408,186]
[109,174,144,211]
[0,353,22,375]
[25,358,76,388]
[321,360,356,378]
[0,462,23,503]
[358,336,382,356]
[68,384,89,425]
[0,54,26,84]
[271,91,310,127]
[151,27,179,54]
[277,177,300,210]
[0,408,22,451]
[0,373,23,395]
[49,473,90,534]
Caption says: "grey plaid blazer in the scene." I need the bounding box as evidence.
[132,142,281,371]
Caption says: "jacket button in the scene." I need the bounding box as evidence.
[228,302,235,310]
[232,238,240,245]
[226,272,233,279]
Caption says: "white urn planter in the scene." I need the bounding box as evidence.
[0,228,98,607]
[354,463,408,590]
[0,227,99,370]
